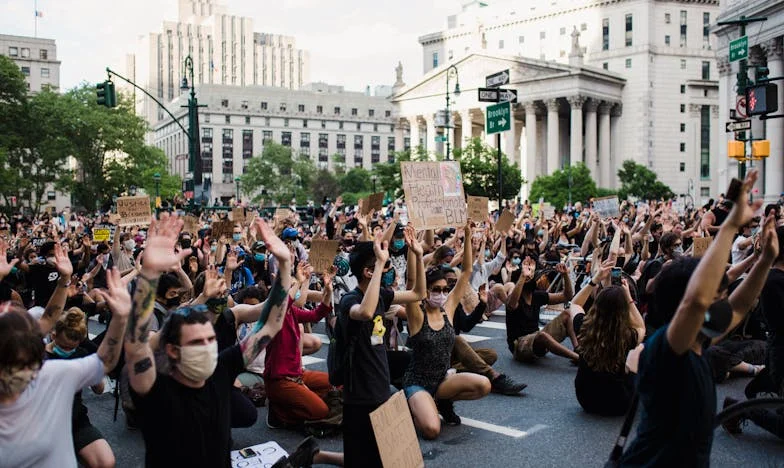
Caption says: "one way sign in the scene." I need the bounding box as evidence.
[725,120,751,133]
[499,89,517,103]
[486,69,510,88]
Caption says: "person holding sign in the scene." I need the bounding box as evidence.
[403,221,491,439]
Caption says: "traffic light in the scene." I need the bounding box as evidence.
[747,82,779,115]
[737,61,750,92]
[96,81,107,107]
[755,66,770,82]
[752,140,770,159]
[727,140,745,159]
[96,80,117,108]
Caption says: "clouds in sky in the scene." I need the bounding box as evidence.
[0,0,459,91]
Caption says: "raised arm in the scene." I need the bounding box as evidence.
[349,234,388,321]
[444,222,474,320]
[548,263,573,304]
[572,259,613,308]
[508,257,535,311]
[94,268,130,373]
[38,244,72,335]
[392,225,426,305]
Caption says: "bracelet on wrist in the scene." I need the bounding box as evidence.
[588,279,597,287]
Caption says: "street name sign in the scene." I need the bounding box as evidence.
[478,88,499,102]
[725,120,751,133]
[486,102,511,135]
[729,36,748,63]
[485,69,509,88]
[499,89,518,103]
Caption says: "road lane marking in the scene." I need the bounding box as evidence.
[460,418,547,438]
[475,321,506,330]
[302,356,325,367]
[460,334,491,343]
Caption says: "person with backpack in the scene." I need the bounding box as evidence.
[333,230,426,468]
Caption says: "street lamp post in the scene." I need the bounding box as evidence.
[180,55,204,210]
[444,65,461,160]
[234,177,241,204]
[371,175,377,193]
[153,172,161,212]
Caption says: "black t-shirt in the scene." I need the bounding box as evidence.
[620,327,715,467]
[338,286,394,406]
[214,309,237,352]
[131,346,244,468]
[761,268,784,385]
[505,289,549,352]
[574,331,637,417]
[27,263,60,306]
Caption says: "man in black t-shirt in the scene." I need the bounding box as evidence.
[26,241,60,306]
[338,235,425,468]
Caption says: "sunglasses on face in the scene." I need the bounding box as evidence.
[172,304,209,317]
[430,286,452,294]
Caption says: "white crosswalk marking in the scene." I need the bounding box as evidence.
[301,356,325,367]
[475,321,506,330]
[312,333,329,344]
[460,418,548,439]
[459,334,491,343]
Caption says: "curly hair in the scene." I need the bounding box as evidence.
[54,307,88,343]
[577,286,638,373]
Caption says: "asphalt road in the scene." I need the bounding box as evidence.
[84,311,784,467]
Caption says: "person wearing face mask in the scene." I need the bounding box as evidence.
[267,227,308,283]
[402,222,491,439]
[25,241,61,307]
[111,230,136,274]
[45,308,115,468]
[249,241,272,288]
[637,232,683,330]
[152,273,184,330]
[388,225,409,292]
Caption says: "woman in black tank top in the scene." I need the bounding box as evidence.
[402,223,491,440]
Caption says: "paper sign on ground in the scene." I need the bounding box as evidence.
[309,239,340,273]
[116,195,152,227]
[467,196,489,221]
[232,207,246,224]
[692,236,713,258]
[230,441,288,468]
[370,391,425,468]
[211,220,235,241]
[593,196,620,219]
[495,209,515,233]
[92,228,111,242]
[401,161,466,230]
[361,192,385,215]
[183,215,200,235]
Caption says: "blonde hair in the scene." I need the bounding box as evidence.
[54,307,87,343]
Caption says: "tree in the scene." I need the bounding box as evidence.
[371,146,429,199]
[240,142,316,203]
[617,160,674,200]
[339,167,372,194]
[454,138,523,201]
[310,168,340,203]
[530,163,602,209]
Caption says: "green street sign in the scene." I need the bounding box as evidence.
[435,134,448,142]
[486,102,511,135]
[729,36,748,63]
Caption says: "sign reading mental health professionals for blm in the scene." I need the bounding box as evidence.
[116,195,152,227]
[401,161,467,230]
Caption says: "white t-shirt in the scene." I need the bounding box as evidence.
[0,354,104,468]
[731,234,752,264]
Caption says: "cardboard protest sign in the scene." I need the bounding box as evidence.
[231,207,246,224]
[182,215,200,235]
[467,196,489,221]
[495,209,515,234]
[116,195,151,227]
[370,391,425,468]
[401,161,466,230]
[309,239,340,274]
[92,227,111,242]
[211,220,235,240]
[593,196,620,219]
[274,208,293,220]
[671,199,685,215]
[230,441,288,468]
[541,202,556,220]
[692,236,713,258]
[361,192,385,216]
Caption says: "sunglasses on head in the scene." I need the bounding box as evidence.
[172,304,209,317]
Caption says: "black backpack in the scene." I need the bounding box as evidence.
[327,289,361,389]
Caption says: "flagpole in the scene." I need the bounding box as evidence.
[34,0,37,37]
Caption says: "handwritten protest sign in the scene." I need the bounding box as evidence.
[183,215,199,235]
[692,236,713,258]
[593,196,620,219]
[231,207,246,224]
[309,239,340,274]
[401,161,466,230]
[274,208,293,220]
[31,238,47,248]
[495,209,515,233]
[370,391,424,468]
[116,195,151,227]
[467,196,489,221]
[541,202,556,220]
[92,227,111,242]
[360,192,385,216]
[230,441,288,468]
[211,220,235,240]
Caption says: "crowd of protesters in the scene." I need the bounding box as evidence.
[1,170,783,468]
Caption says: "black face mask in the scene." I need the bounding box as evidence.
[181,239,192,249]
[165,296,181,308]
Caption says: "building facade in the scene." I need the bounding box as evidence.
[715,0,784,200]
[153,83,397,202]
[127,0,310,125]
[0,34,60,93]
[409,0,721,203]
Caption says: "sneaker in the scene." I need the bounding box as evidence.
[266,407,285,430]
[271,436,320,468]
[324,389,343,418]
[721,397,743,435]
[436,399,461,426]
[491,374,528,395]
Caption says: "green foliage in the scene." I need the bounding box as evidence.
[339,191,372,206]
[453,138,523,201]
[240,142,317,203]
[310,169,340,203]
[371,146,432,199]
[530,163,605,208]
[616,160,674,200]
[339,167,372,194]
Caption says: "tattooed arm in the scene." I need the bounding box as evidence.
[95,268,131,374]
[123,273,159,395]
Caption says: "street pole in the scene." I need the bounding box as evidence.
[497,133,503,211]
[153,172,161,214]
[444,66,461,160]
[234,177,241,204]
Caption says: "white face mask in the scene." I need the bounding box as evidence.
[427,292,448,309]
[0,365,40,396]
[124,240,136,251]
[176,342,218,382]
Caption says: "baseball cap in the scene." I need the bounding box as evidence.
[281,227,298,240]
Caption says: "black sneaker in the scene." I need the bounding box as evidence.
[266,407,285,430]
[436,399,461,426]
[271,436,320,468]
[491,374,528,395]
[721,397,743,435]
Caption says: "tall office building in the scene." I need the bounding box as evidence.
[0,34,60,93]
[128,0,310,125]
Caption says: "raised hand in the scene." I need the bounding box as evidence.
[726,170,764,229]
[141,213,190,275]
[373,231,390,265]
[555,263,568,275]
[0,240,19,279]
[296,260,313,282]
[760,213,779,260]
[620,278,633,302]
[225,250,239,272]
[96,267,131,319]
[404,224,422,256]
[253,218,288,263]
[593,259,615,283]
[53,243,73,278]
[203,266,227,298]
[521,257,536,281]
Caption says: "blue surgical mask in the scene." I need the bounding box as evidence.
[232,233,242,242]
[392,239,406,251]
[512,258,522,266]
[53,344,76,358]
[381,268,396,287]
[254,253,266,262]
[294,290,302,301]
[210,245,217,252]
[485,249,491,258]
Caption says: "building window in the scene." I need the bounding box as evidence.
[387,136,395,152]
[700,105,710,179]
[680,10,687,47]
[262,130,273,145]
[261,101,268,110]
[202,127,213,141]
[703,13,710,46]
[221,99,229,108]
[298,104,305,112]
[602,62,609,70]
[680,84,686,94]
[625,14,633,47]
[284,118,289,127]
[560,27,566,36]
[20,48,29,58]
[316,105,323,114]
[385,110,391,117]
[701,187,710,198]
[40,68,49,78]
[241,100,248,110]
[680,162,686,172]
[356,123,361,131]
[680,59,687,70]
[354,150,364,167]
[354,135,363,149]
[321,120,326,129]
[300,132,310,148]
[280,102,287,112]
[201,141,213,173]
[540,31,546,40]
[8,47,18,57]
[701,61,710,80]
[337,134,346,150]
[680,104,686,113]
[244,116,250,124]
[373,124,378,132]
[318,148,328,162]
[680,123,686,132]
[625,59,632,68]
[371,136,381,163]
[432,51,438,69]
[518,35,525,44]
[20,66,30,76]
[680,142,686,152]
[319,133,329,149]
[498,40,504,49]
[351,108,358,116]
[281,132,291,147]
[704,89,709,97]
[225,115,231,124]
[242,130,253,159]
[334,107,341,115]
[303,120,308,128]
[39,49,47,59]
[338,121,344,130]
[665,13,671,24]
[602,19,609,50]
[369,109,375,117]
[665,35,671,46]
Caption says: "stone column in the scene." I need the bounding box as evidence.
[394,120,405,152]
[567,96,585,167]
[584,99,598,180]
[504,109,517,167]
[524,102,538,201]
[717,57,733,195]
[610,104,622,189]
[546,99,560,173]
[765,38,784,198]
[425,115,436,154]
[598,102,611,188]
[460,110,473,149]
[408,116,420,152]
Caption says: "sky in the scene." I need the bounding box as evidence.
[0,0,461,92]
